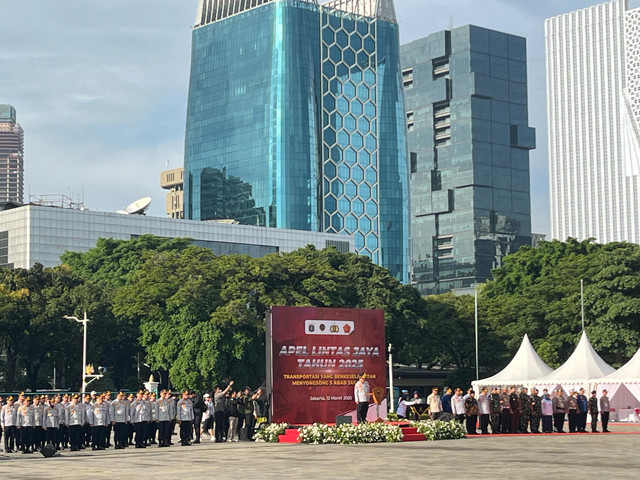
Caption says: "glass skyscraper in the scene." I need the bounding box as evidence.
[401,26,535,295]
[184,0,409,282]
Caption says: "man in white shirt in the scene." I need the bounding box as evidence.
[426,387,442,420]
[477,387,491,434]
[353,372,371,424]
[451,389,465,423]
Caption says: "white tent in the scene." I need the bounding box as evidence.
[595,347,640,421]
[472,334,553,392]
[532,331,615,395]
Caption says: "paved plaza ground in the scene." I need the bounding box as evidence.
[1,424,639,479]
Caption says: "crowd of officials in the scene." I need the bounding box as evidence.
[397,386,613,435]
[0,381,265,454]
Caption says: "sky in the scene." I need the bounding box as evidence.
[0,0,609,234]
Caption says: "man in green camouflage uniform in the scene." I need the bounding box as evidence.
[529,387,542,433]
[518,387,530,433]
[489,387,501,434]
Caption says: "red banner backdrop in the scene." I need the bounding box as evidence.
[267,306,386,425]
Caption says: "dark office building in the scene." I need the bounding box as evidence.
[401,26,535,295]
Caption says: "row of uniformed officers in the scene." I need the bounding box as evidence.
[0,389,196,454]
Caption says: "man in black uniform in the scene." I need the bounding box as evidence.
[588,390,599,433]
[190,391,205,444]
[489,387,501,434]
[509,387,521,434]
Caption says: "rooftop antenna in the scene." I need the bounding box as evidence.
[165,159,169,167]
[449,13,454,30]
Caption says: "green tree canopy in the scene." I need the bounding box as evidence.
[483,239,640,368]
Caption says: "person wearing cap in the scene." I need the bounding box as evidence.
[214,381,234,442]
[147,391,158,445]
[177,390,194,446]
[130,390,148,448]
[110,392,130,449]
[126,393,135,446]
[518,387,531,433]
[489,387,501,434]
[32,395,45,451]
[156,390,174,447]
[600,389,611,433]
[509,387,521,433]
[55,394,68,450]
[567,389,579,433]
[577,388,588,433]
[499,386,511,433]
[529,388,542,434]
[17,396,36,453]
[552,388,567,433]
[88,394,110,450]
[588,390,599,432]
[1,396,18,453]
[80,393,92,448]
[66,394,86,451]
[43,396,59,448]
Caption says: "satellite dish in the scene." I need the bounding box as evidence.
[123,197,152,215]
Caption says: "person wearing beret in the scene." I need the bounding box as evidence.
[588,390,599,433]
[17,396,36,453]
[32,395,45,451]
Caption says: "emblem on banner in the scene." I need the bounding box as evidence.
[305,320,355,335]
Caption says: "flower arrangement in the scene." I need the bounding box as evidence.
[297,422,404,444]
[253,422,290,443]
[409,419,466,441]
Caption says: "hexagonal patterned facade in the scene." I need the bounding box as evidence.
[185,0,409,282]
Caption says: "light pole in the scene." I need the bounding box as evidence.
[64,311,102,393]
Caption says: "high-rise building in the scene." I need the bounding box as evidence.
[0,105,24,204]
[160,167,184,219]
[401,26,535,295]
[184,0,409,281]
[546,0,640,243]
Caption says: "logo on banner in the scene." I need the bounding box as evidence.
[305,320,354,336]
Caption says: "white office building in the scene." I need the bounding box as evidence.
[546,0,640,243]
[0,204,354,269]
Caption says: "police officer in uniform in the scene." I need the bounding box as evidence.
[489,387,501,434]
[110,391,130,449]
[66,394,86,451]
[88,394,110,450]
[1,396,18,452]
[146,391,158,445]
[81,394,92,448]
[17,396,36,453]
[529,388,542,433]
[32,396,45,451]
[518,387,530,433]
[588,390,599,432]
[156,390,174,447]
[43,396,59,447]
[177,390,194,446]
[130,390,148,448]
[499,386,511,433]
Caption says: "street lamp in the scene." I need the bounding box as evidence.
[64,311,102,393]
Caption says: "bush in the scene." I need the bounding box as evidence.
[410,419,466,441]
[253,423,289,443]
[297,422,403,444]
[386,412,399,421]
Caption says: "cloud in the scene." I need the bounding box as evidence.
[1,0,607,235]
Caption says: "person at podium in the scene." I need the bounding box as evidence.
[354,372,372,424]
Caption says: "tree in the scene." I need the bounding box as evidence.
[113,245,430,391]
[482,239,640,369]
